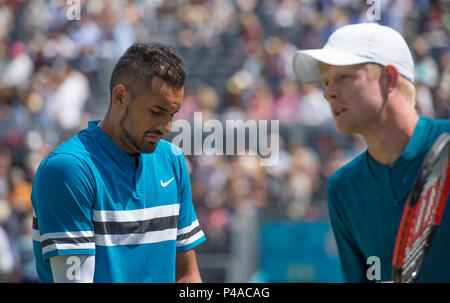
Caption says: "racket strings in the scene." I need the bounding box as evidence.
[398,155,448,282]
[393,134,450,283]
[404,180,438,249]
[402,225,432,274]
[412,185,436,235]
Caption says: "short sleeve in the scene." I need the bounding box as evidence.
[174,151,206,252]
[31,153,96,260]
[327,176,367,282]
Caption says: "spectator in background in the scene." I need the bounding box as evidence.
[46,64,90,130]
[2,41,34,90]
[246,79,274,122]
[8,167,33,214]
[273,79,301,125]
[0,148,12,200]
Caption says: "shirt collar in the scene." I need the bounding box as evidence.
[397,115,426,162]
[87,120,137,165]
[366,115,426,167]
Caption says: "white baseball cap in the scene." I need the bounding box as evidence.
[292,23,415,84]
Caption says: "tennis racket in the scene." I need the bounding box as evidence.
[392,132,450,283]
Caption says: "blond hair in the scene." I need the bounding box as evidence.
[366,63,416,107]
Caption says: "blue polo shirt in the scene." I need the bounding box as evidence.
[31,120,205,282]
[327,116,450,282]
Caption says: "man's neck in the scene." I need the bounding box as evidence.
[363,109,419,167]
[98,115,137,156]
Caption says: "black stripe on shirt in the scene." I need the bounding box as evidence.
[33,216,39,230]
[41,237,95,248]
[93,215,178,235]
[177,225,202,241]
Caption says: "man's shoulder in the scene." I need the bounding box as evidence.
[423,116,450,133]
[37,152,89,179]
[38,132,93,175]
[328,151,368,188]
[413,116,450,154]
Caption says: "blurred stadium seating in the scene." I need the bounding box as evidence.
[0,0,448,282]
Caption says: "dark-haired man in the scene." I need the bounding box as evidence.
[31,42,206,283]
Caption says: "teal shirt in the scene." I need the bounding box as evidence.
[327,116,450,282]
[31,121,206,282]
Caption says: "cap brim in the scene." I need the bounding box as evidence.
[292,48,371,84]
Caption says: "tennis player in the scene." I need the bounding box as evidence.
[31,42,206,282]
[293,23,450,282]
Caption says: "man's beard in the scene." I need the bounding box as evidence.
[119,108,157,154]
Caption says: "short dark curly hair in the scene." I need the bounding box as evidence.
[109,42,186,99]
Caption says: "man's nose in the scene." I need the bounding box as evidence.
[324,82,339,101]
[158,115,172,135]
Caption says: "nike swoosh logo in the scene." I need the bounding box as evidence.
[160,177,175,188]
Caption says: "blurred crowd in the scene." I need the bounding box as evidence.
[0,0,448,282]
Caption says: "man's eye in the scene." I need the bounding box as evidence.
[150,110,161,115]
[340,74,349,79]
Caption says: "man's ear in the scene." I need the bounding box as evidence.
[111,84,130,111]
[385,65,399,93]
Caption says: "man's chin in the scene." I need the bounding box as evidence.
[335,123,354,135]
[138,142,158,154]
[337,128,352,135]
